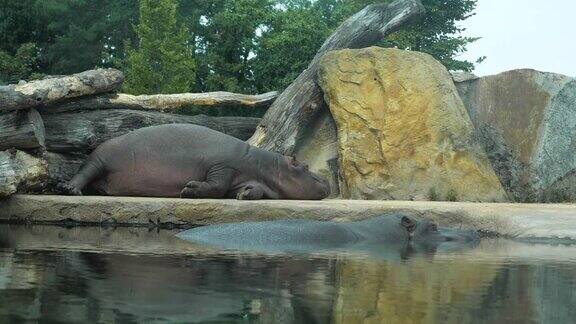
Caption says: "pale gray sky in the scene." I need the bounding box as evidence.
[458,0,576,77]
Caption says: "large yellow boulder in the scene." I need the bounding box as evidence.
[318,47,506,202]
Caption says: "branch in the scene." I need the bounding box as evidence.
[42,109,261,152]
[40,91,279,113]
[0,69,124,112]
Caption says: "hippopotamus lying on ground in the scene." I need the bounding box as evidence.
[176,213,479,255]
[61,124,330,199]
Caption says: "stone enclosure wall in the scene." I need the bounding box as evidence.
[1,48,575,203]
[456,70,576,202]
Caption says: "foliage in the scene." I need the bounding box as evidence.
[252,0,480,92]
[183,0,274,93]
[123,0,196,95]
[0,0,481,97]
[0,0,43,83]
[0,43,42,85]
[252,1,333,92]
[0,0,137,80]
[376,0,483,71]
[0,0,44,55]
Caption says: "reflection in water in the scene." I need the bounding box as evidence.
[0,250,337,323]
[333,257,503,323]
[0,225,575,323]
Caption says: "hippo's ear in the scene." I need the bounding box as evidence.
[290,155,299,166]
[400,216,417,233]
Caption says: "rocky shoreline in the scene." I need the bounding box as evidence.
[1,195,575,241]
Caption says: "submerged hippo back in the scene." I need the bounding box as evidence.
[177,215,414,253]
[177,214,480,256]
[177,220,357,253]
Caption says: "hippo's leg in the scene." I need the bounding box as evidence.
[236,185,264,200]
[60,157,106,196]
[180,166,234,199]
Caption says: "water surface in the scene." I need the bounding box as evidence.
[1,225,575,323]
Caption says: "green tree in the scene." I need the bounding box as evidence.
[253,0,481,92]
[313,0,483,72]
[374,0,482,71]
[0,0,481,95]
[0,0,138,80]
[179,0,274,93]
[0,43,41,84]
[0,0,46,83]
[253,1,334,92]
[123,0,196,94]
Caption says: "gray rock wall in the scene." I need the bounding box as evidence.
[455,69,576,202]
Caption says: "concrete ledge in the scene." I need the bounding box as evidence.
[1,195,576,241]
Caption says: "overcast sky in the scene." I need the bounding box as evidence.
[458,0,576,77]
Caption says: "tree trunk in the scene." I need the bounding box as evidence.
[248,0,425,154]
[39,91,279,113]
[0,68,124,112]
[0,149,47,197]
[0,108,46,150]
[41,109,261,153]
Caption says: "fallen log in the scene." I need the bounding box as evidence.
[248,0,425,154]
[0,108,46,150]
[39,91,279,113]
[0,149,47,197]
[44,152,87,187]
[0,68,124,112]
[0,150,88,197]
[42,109,261,153]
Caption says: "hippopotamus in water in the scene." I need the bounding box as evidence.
[61,124,330,199]
[176,213,479,255]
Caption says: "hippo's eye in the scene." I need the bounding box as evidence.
[429,224,438,232]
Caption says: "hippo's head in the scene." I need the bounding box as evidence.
[277,156,330,199]
[400,216,479,244]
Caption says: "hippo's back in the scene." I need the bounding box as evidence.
[177,220,357,253]
[93,124,249,197]
[101,124,247,157]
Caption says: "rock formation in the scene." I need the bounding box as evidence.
[317,47,507,202]
[294,112,340,197]
[455,69,576,202]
